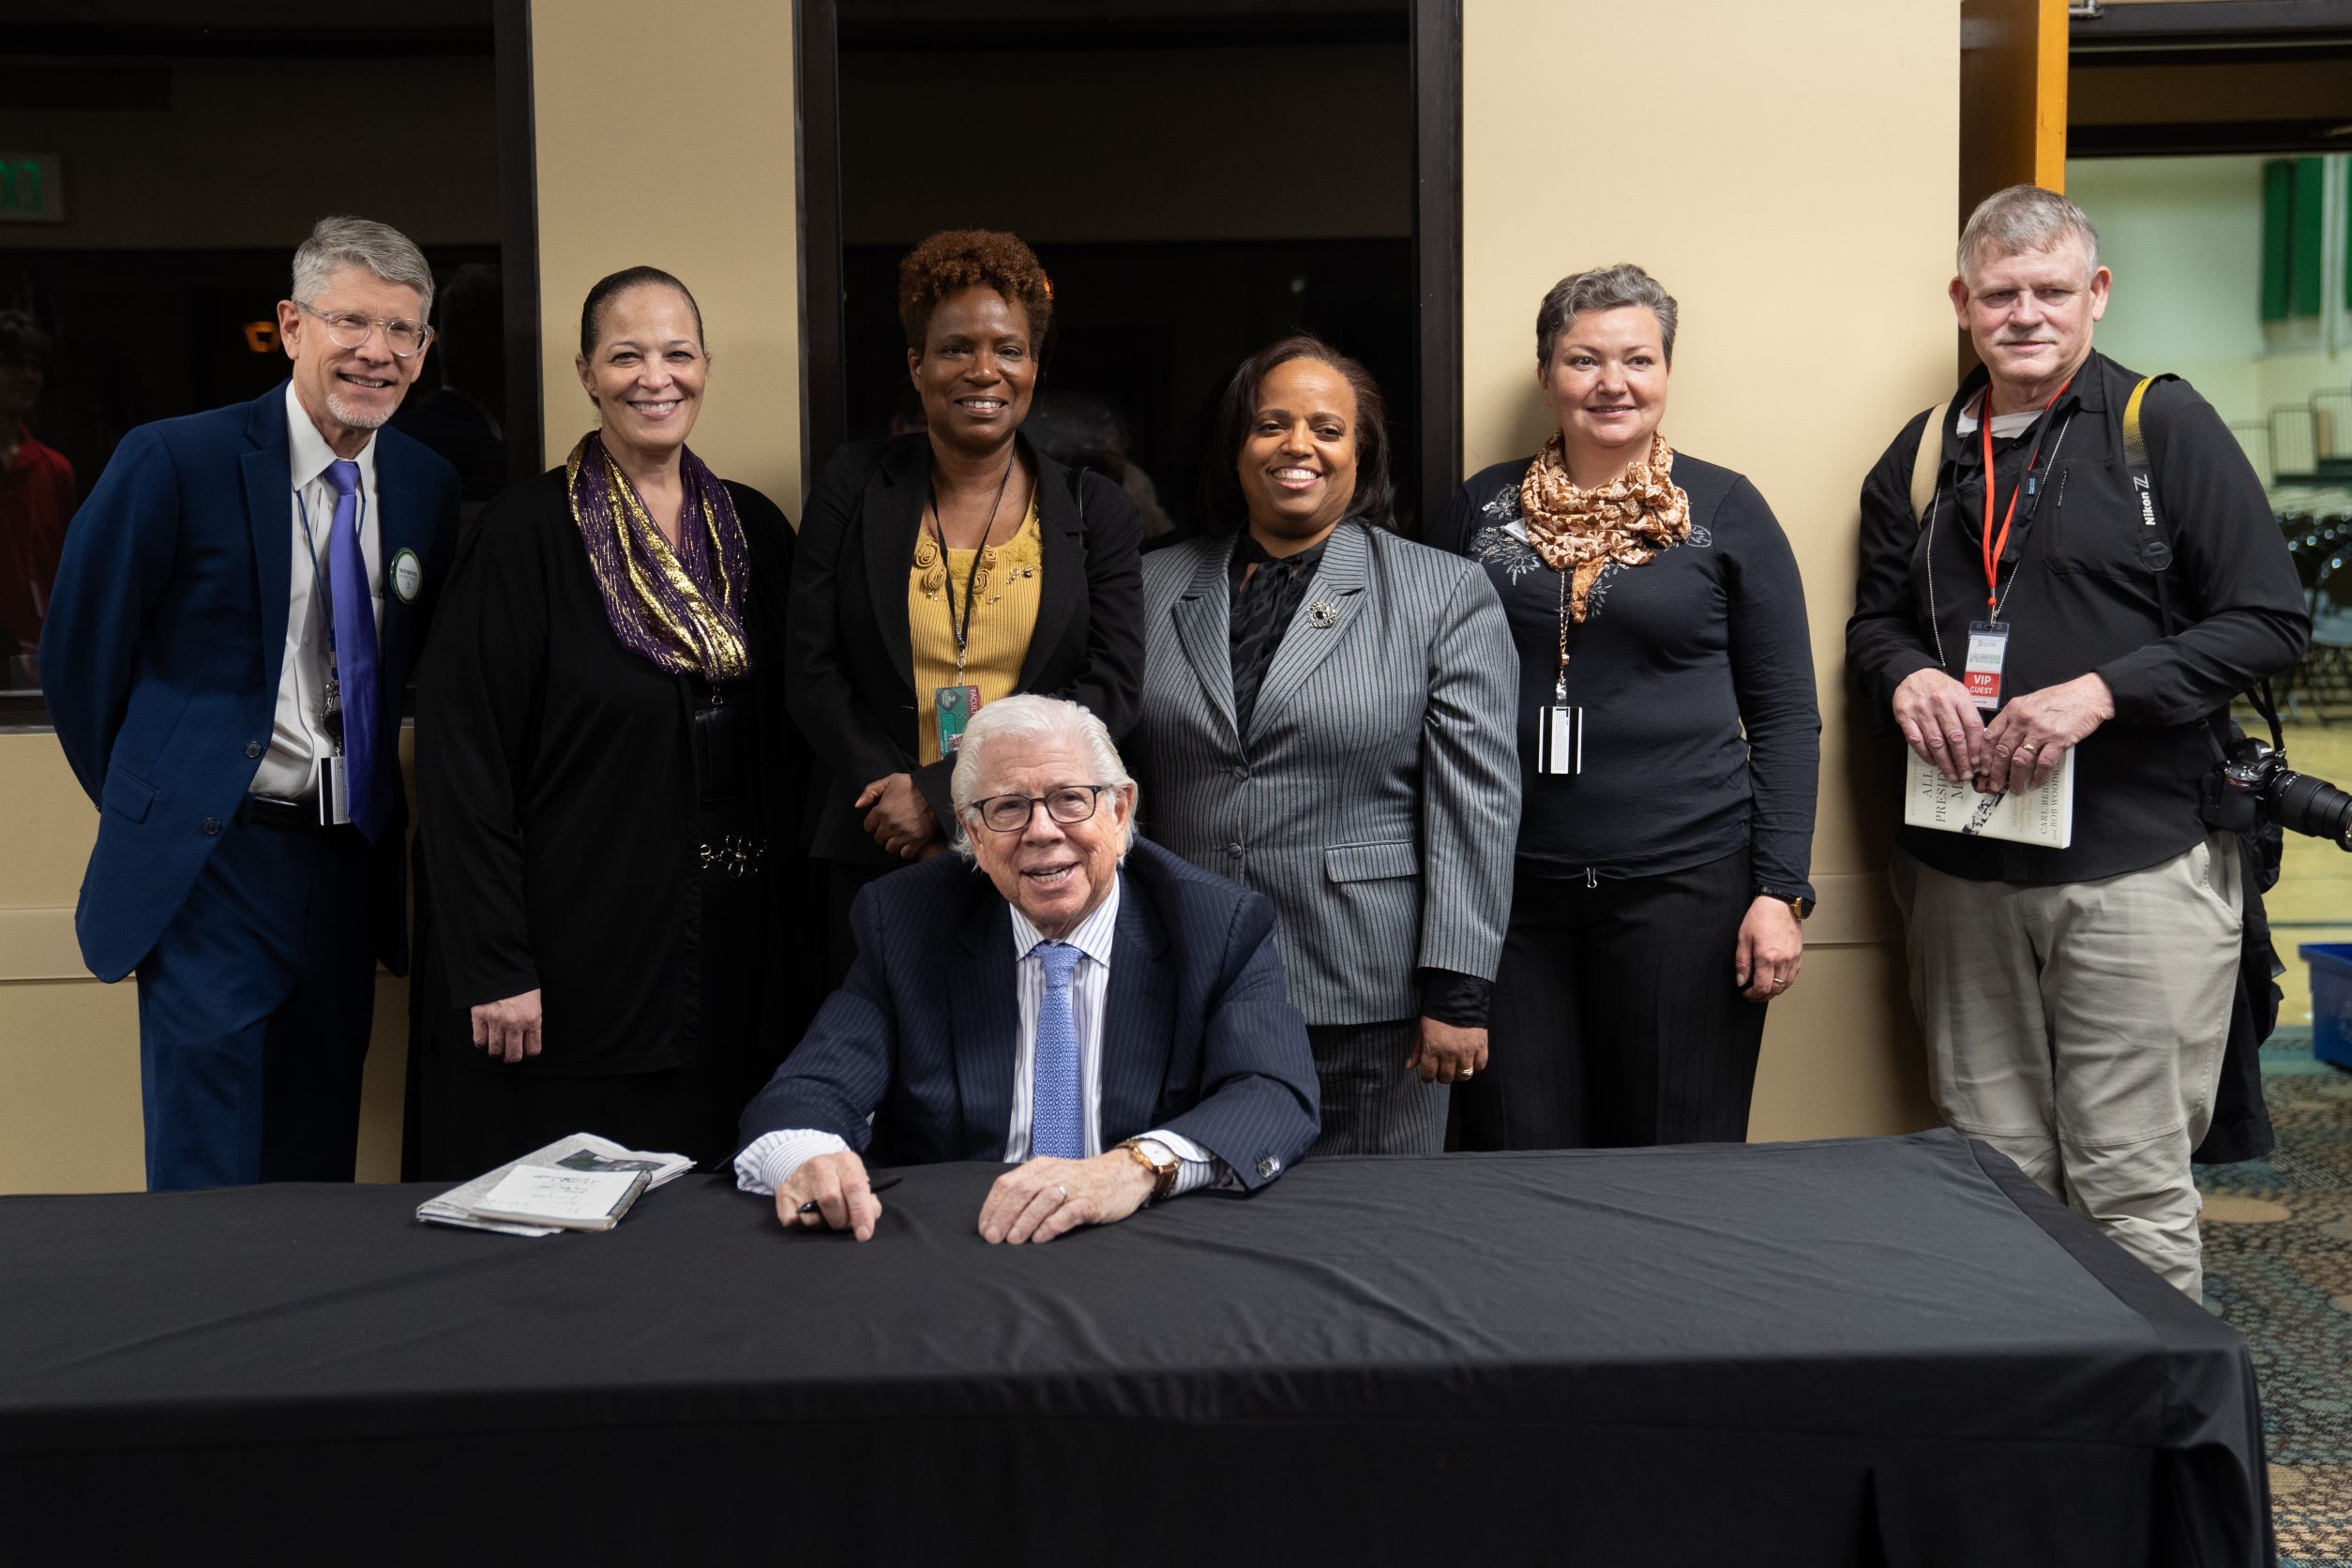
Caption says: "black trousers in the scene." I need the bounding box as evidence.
[1455,847,1767,1151]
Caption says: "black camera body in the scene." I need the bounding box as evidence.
[2200,736,2352,849]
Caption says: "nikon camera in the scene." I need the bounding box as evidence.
[2201,736,2352,850]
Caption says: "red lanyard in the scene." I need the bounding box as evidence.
[1979,377,2072,616]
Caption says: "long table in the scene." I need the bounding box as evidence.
[0,1130,2269,1566]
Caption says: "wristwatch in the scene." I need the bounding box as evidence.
[1120,1137,1181,1205]
[1760,889,1814,921]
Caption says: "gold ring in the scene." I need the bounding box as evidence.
[2016,743,2040,755]
[1460,1068,1474,1079]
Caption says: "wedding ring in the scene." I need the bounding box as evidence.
[2016,743,2040,755]
[1459,1068,1474,1079]
[1055,1184,1067,1201]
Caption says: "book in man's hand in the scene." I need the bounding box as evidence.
[415,1132,695,1238]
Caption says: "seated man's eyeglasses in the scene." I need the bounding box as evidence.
[965,783,1115,834]
[296,301,433,358]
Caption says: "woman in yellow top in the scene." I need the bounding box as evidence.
[788,230,1145,978]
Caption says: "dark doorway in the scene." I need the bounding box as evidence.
[805,1,1455,536]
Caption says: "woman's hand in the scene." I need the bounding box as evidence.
[856,773,939,858]
[471,988,544,1063]
[1735,898,1803,1003]
[1406,1018,1489,1085]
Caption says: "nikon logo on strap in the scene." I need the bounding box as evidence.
[2123,376,2172,571]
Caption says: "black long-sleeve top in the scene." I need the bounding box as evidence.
[1846,352,2309,884]
[414,468,799,1074]
[1427,450,1819,904]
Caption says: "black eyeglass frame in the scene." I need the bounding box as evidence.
[961,782,1122,835]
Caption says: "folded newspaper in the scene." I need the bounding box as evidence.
[415,1132,696,1237]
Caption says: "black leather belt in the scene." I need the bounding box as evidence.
[237,793,331,831]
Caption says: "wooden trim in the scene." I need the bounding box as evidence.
[798,0,848,490]
[493,0,544,478]
[2035,0,2069,191]
[1410,0,1463,535]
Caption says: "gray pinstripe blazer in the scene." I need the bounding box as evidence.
[1130,521,1520,1026]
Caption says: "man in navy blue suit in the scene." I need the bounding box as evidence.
[736,695,1320,1243]
[41,217,460,1189]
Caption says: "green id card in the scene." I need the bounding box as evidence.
[934,684,983,754]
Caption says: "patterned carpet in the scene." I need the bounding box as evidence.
[2198,1028,2352,1567]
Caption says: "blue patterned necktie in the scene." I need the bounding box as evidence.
[1031,940,1084,1160]
[324,459,384,842]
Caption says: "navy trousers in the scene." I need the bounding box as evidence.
[132,814,378,1190]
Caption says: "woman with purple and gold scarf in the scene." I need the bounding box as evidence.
[1426,264,1821,1154]
[410,266,805,1177]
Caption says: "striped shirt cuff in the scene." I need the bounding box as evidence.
[1142,1128,1230,1197]
[733,1129,851,1197]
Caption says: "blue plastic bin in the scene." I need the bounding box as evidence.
[2300,942,2352,1068]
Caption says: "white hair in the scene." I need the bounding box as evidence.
[1957,185,2102,285]
[948,695,1135,861]
[292,215,436,319]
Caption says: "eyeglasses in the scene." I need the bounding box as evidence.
[963,783,1117,835]
[296,301,433,358]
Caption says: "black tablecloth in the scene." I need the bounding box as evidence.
[0,1130,2268,1567]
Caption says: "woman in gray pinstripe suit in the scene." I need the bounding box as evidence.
[1128,338,1518,1155]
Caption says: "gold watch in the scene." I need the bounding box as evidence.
[1120,1137,1180,1205]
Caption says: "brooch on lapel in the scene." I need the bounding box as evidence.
[1306,599,1339,629]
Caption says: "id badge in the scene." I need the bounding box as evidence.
[320,753,352,826]
[933,685,983,755]
[1964,621,2009,712]
[1535,703,1584,776]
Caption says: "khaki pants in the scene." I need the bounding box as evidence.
[1890,835,2242,1297]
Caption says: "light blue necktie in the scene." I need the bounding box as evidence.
[1031,941,1084,1160]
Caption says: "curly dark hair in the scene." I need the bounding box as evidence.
[1199,335,1395,535]
[897,230,1053,354]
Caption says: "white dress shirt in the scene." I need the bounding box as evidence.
[252,383,383,800]
[735,874,1227,1199]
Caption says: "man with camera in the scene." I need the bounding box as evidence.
[1847,186,2308,1297]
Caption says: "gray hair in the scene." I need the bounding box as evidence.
[1957,185,2101,284]
[948,695,1135,861]
[291,216,436,319]
[1535,264,1679,368]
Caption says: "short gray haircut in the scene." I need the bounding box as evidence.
[1535,264,1679,368]
[948,695,1135,861]
[1957,185,2101,284]
[291,216,436,319]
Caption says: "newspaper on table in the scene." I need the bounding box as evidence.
[1902,746,2075,849]
[415,1132,696,1238]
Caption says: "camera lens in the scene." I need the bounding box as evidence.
[2268,770,2352,848]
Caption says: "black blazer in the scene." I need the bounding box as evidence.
[788,431,1145,866]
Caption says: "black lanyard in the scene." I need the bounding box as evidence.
[927,448,1018,680]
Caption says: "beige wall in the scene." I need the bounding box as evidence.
[0,731,413,1193]
[1462,0,1958,1138]
[531,0,803,510]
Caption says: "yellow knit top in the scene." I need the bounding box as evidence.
[908,500,1043,764]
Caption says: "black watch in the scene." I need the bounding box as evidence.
[1763,890,1814,921]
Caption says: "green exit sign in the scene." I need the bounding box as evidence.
[0,156,63,224]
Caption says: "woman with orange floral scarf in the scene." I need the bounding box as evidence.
[1428,264,1820,1152]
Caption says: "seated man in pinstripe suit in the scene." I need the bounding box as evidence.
[735,695,1320,1244]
